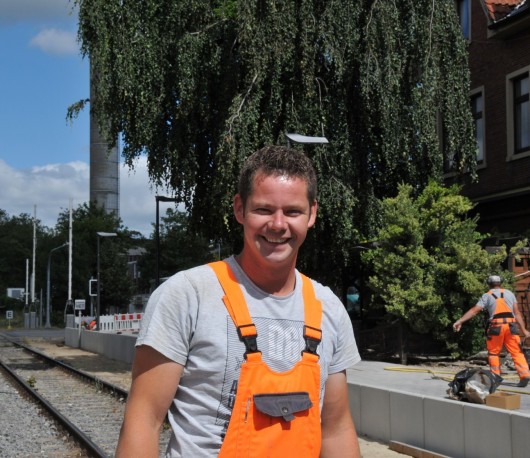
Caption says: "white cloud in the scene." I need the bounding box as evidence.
[120,158,165,236]
[30,28,79,56]
[0,159,88,226]
[0,157,161,237]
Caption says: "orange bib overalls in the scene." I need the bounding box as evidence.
[486,289,530,378]
[209,261,323,458]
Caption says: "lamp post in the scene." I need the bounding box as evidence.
[155,195,178,287]
[45,242,69,328]
[96,231,117,330]
[285,133,329,147]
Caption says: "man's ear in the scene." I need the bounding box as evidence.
[308,200,318,228]
[233,194,245,224]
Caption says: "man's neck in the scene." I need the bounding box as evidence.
[235,254,297,296]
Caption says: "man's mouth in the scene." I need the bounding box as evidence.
[264,237,289,244]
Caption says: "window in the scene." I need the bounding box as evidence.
[514,75,530,153]
[439,114,457,175]
[442,88,484,174]
[507,67,530,160]
[456,0,471,39]
[471,89,485,165]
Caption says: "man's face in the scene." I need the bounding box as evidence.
[233,172,317,270]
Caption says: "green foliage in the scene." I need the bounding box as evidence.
[136,208,213,291]
[361,182,508,356]
[73,0,476,291]
[0,210,56,308]
[0,203,213,321]
[54,203,134,313]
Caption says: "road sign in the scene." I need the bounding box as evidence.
[74,299,86,311]
[6,310,13,320]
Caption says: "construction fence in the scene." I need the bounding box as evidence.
[71,313,143,333]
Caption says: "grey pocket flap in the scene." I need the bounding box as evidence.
[253,392,312,421]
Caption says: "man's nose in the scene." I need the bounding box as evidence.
[270,211,287,230]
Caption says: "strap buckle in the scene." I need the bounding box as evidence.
[303,325,322,356]
[237,324,260,356]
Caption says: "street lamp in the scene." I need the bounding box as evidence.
[45,242,69,328]
[285,133,329,147]
[155,195,178,287]
[96,231,117,330]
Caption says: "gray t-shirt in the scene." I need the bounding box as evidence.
[477,287,517,319]
[136,256,361,457]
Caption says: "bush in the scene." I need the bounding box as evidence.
[361,181,508,357]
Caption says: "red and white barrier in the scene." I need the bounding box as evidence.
[113,313,143,332]
[75,313,143,333]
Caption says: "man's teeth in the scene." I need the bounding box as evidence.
[266,237,287,243]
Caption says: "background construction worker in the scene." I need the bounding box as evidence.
[453,275,530,387]
[116,145,361,457]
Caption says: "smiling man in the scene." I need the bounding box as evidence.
[116,145,361,457]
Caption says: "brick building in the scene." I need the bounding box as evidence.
[455,0,530,236]
[451,1,530,327]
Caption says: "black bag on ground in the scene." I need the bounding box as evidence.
[447,368,503,404]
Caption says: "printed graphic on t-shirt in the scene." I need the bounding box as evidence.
[215,315,310,433]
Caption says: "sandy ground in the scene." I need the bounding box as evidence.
[25,337,405,457]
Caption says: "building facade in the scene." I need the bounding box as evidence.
[456,0,530,328]
[456,0,530,237]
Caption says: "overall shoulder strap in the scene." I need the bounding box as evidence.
[209,261,258,354]
[209,261,324,356]
[491,289,514,318]
[300,274,323,355]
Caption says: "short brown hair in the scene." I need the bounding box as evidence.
[238,145,317,205]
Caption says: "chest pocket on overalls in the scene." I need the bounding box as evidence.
[209,261,323,458]
[254,392,312,422]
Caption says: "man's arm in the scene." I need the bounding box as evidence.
[513,302,530,339]
[320,371,360,458]
[116,345,184,457]
[453,304,483,332]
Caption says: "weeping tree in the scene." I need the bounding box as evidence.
[71,0,477,292]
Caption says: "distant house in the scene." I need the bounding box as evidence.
[450,0,530,236]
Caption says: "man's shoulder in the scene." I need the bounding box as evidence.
[298,272,342,306]
[162,263,219,290]
[485,288,515,298]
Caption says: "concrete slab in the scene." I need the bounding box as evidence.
[347,360,530,458]
[346,360,530,415]
[389,391,425,448]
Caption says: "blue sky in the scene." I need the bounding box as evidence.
[0,0,174,236]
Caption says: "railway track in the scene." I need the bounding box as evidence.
[0,334,170,457]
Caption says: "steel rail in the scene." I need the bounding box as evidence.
[0,335,130,457]
[0,356,109,458]
[17,340,129,399]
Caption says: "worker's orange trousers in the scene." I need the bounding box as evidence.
[487,323,530,378]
